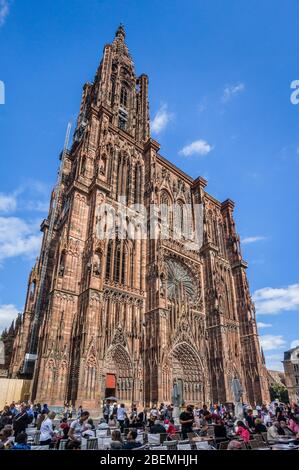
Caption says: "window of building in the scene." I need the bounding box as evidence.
[160,191,172,233]
[118,109,128,131]
[58,251,66,277]
[120,86,128,108]
[110,78,116,105]
[294,363,299,372]
[114,242,121,283]
[105,240,112,281]
[296,376,299,385]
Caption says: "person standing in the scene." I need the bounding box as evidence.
[103,401,110,424]
[117,404,127,433]
[40,411,56,446]
[13,404,28,436]
[179,405,194,439]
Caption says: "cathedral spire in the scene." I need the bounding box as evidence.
[115,23,125,42]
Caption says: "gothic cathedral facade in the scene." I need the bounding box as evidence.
[9,26,269,409]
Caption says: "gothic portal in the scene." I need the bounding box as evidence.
[9,26,270,410]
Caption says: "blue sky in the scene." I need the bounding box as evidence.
[0,0,298,371]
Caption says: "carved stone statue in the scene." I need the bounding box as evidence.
[231,377,244,418]
[172,380,180,407]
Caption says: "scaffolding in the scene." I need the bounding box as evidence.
[22,123,72,376]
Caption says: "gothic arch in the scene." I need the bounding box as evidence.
[162,341,207,405]
[102,344,134,401]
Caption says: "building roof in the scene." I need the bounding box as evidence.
[284,346,299,361]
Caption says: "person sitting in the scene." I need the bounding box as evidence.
[87,418,95,430]
[254,418,267,433]
[214,419,227,439]
[59,418,70,439]
[235,421,251,443]
[227,439,242,450]
[68,410,90,445]
[11,432,31,450]
[245,410,255,429]
[280,421,295,436]
[289,416,299,434]
[81,423,95,439]
[199,422,209,436]
[66,440,81,450]
[110,429,123,450]
[267,421,280,441]
[98,418,109,430]
[123,429,142,449]
[150,419,166,434]
[0,427,13,449]
[166,418,176,438]
[0,406,13,429]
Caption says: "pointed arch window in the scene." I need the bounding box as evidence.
[160,191,172,233]
[134,164,142,204]
[121,243,127,285]
[29,280,36,300]
[58,250,66,277]
[114,241,121,283]
[130,244,134,288]
[106,240,113,281]
[110,77,116,106]
[81,156,87,176]
[120,85,128,109]
[174,200,184,236]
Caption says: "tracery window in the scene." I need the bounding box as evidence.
[160,191,172,233]
[105,240,112,281]
[118,109,127,130]
[114,241,121,283]
[120,86,128,108]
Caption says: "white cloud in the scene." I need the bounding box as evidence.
[179,139,214,157]
[291,340,299,349]
[151,104,173,134]
[222,83,245,103]
[241,236,267,245]
[253,284,299,315]
[0,183,50,215]
[0,0,9,27]
[257,322,272,328]
[0,193,17,213]
[265,353,284,371]
[22,200,49,213]
[0,216,42,262]
[0,304,19,331]
[260,334,286,351]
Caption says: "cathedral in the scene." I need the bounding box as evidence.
[9,26,270,410]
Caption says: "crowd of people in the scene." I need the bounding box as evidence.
[0,399,298,450]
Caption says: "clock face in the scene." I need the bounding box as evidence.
[164,258,197,301]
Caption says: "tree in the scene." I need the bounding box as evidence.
[269,383,289,403]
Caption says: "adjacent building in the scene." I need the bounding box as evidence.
[283,346,299,403]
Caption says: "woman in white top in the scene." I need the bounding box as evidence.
[40,411,56,446]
